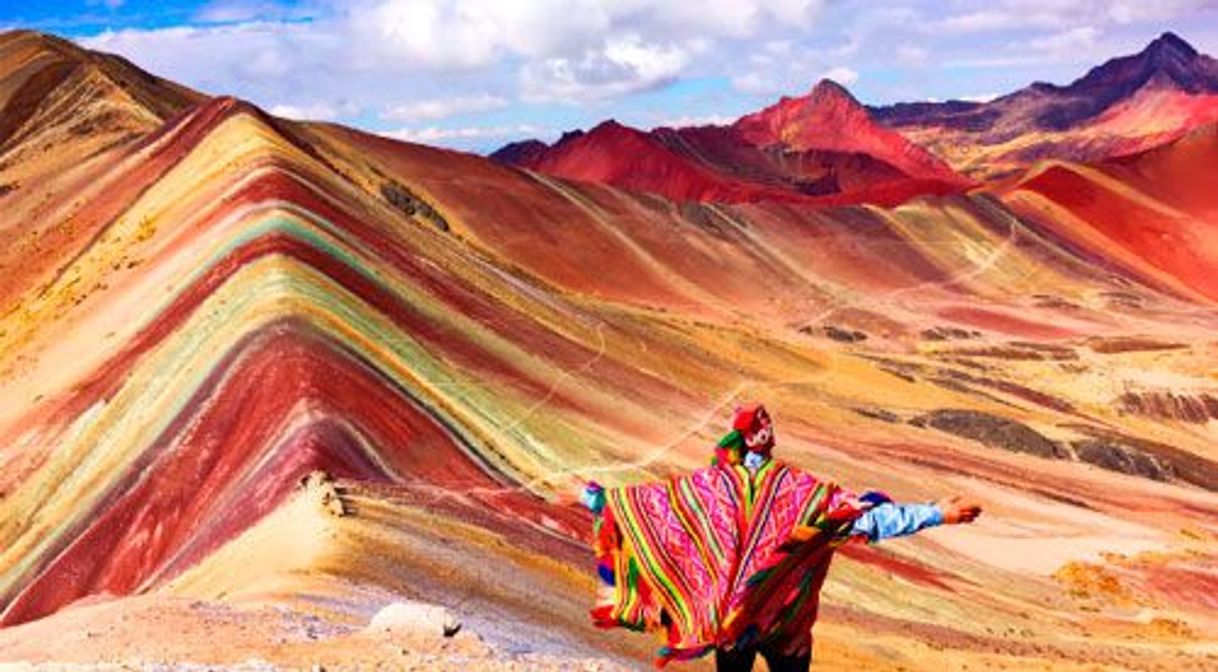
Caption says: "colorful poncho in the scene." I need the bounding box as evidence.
[590,459,865,667]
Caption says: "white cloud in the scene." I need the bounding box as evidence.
[520,35,695,103]
[653,114,736,128]
[194,0,304,23]
[930,1,1217,34]
[74,1,838,113]
[383,123,544,144]
[79,22,333,88]
[68,0,1218,148]
[821,66,859,86]
[1103,1,1217,24]
[1029,26,1100,57]
[724,32,868,96]
[895,44,930,66]
[269,101,359,121]
[934,9,1030,34]
[347,0,827,93]
[380,94,508,122]
[765,0,824,28]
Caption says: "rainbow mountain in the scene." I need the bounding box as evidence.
[1,28,1218,669]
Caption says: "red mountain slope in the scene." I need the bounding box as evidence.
[734,80,965,184]
[517,120,792,203]
[494,80,968,206]
[1102,122,1218,217]
[1001,125,1218,301]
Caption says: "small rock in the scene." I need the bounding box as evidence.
[367,601,462,639]
[299,470,347,517]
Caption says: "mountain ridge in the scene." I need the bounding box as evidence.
[494,78,969,206]
[500,32,1218,185]
[871,31,1218,132]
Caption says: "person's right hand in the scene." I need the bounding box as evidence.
[936,495,982,525]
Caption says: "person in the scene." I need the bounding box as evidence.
[580,403,981,671]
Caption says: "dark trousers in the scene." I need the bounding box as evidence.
[714,645,812,672]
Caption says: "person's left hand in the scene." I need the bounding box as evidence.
[936,495,982,525]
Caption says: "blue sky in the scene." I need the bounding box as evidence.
[3,1,1218,152]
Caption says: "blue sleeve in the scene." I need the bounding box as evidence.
[850,502,943,542]
[580,483,606,514]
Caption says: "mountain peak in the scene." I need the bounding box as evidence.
[1015,30,1218,130]
[589,118,629,133]
[735,78,869,145]
[809,78,858,103]
[489,138,548,165]
[1144,31,1199,60]
[0,28,87,61]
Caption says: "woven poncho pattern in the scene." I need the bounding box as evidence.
[590,459,863,666]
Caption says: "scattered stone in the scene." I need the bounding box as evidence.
[920,326,981,341]
[367,601,462,639]
[1053,561,1128,602]
[949,344,1078,361]
[1030,294,1079,310]
[1085,336,1186,354]
[851,407,900,423]
[856,356,924,383]
[817,325,867,343]
[1147,616,1195,639]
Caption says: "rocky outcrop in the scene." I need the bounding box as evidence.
[815,325,868,343]
[1085,336,1186,354]
[1119,391,1218,423]
[914,411,1218,488]
[1064,425,1218,491]
[380,180,449,232]
[1070,439,1173,481]
[920,326,981,341]
[948,345,1078,361]
[912,409,1068,459]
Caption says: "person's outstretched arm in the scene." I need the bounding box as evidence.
[850,495,981,542]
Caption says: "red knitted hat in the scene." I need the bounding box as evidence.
[730,403,775,454]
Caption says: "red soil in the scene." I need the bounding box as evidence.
[1018,163,1218,301]
[937,306,1077,339]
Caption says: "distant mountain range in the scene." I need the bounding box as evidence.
[871,32,1218,131]
[494,79,968,207]
[495,32,1218,198]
